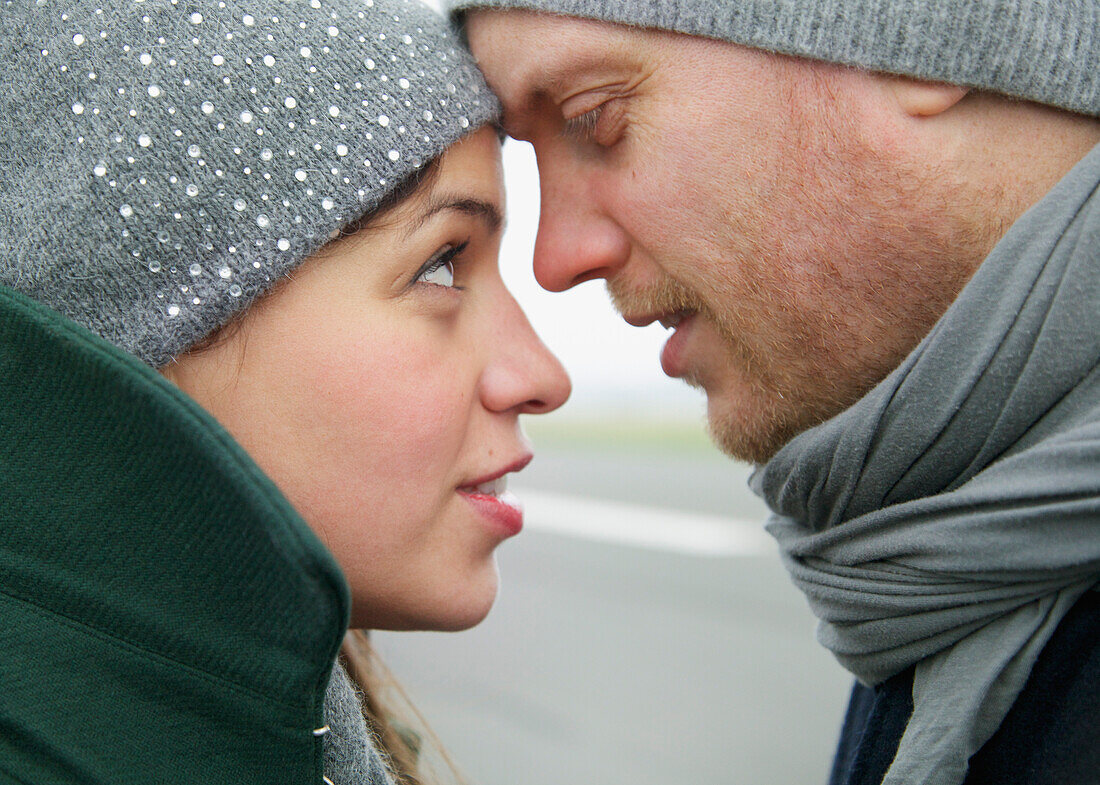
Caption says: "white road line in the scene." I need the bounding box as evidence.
[514,488,775,558]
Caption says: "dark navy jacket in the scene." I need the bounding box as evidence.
[829,590,1100,785]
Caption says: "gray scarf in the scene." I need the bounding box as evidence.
[752,142,1100,785]
[322,661,397,785]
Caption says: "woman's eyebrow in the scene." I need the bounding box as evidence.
[405,194,504,237]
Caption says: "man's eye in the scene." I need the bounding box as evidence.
[414,241,468,288]
[562,106,603,142]
[561,100,626,147]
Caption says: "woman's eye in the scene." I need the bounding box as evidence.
[419,258,455,287]
[414,241,467,288]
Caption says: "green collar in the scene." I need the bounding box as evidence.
[0,284,349,782]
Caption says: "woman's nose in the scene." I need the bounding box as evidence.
[479,293,571,416]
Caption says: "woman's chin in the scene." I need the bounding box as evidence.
[424,602,495,633]
[351,570,500,632]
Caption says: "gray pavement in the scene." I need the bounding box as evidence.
[374,441,853,785]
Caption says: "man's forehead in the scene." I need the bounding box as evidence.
[467,14,640,126]
[471,15,624,81]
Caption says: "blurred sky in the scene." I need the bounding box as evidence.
[496,139,708,420]
[423,0,705,421]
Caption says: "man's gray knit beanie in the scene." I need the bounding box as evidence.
[0,0,497,367]
[448,0,1100,118]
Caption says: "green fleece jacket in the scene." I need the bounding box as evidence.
[0,284,349,783]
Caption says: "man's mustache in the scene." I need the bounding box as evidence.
[605,275,705,323]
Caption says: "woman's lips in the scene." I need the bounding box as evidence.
[457,456,531,537]
[661,312,697,378]
[459,487,523,537]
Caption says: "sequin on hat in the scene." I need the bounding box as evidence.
[0,0,498,366]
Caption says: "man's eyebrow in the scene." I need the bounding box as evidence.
[404,195,504,238]
[505,56,625,137]
[521,64,588,108]
[499,68,574,137]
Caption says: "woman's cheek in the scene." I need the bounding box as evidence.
[317,335,470,458]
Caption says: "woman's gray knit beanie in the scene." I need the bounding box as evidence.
[448,0,1100,118]
[0,0,497,367]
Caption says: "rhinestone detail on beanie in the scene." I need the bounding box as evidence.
[0,0,497,366]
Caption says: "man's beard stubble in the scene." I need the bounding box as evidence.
[606,275,821,465]
[603,68,1005,465]
[604,178,995,466]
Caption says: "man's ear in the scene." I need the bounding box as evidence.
[889,78,970,117]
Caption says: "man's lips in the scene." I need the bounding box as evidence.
[619,309,698,377]
[660,313,698,378]
[622,309,693,329]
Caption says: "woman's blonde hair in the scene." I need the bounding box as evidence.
[341,630,469,785]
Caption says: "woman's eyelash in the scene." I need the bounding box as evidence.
[414,240,469,286]
[562,106,603,141]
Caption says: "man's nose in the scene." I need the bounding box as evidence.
[531,160,631,292]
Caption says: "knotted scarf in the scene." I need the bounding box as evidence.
[752,142,1100,785]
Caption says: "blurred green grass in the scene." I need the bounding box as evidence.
[522,413,716,454]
